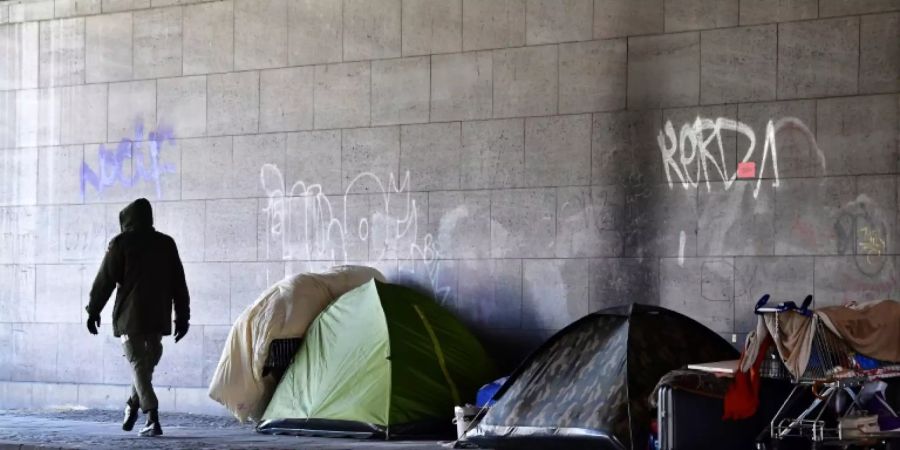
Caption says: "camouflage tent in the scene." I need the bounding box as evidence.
[465,304,739,450]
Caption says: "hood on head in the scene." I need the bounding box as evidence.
[120,198,154,232]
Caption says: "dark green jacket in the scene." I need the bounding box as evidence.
[86,198,190,337]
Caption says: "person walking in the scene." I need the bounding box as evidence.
[85,198,190,437]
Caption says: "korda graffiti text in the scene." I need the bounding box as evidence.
[658,117,823,198]
[80,122,176,199]
[260,165,451,302]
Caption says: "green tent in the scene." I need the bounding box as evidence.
[256,279,498,439]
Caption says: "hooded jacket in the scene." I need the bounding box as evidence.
[86,198,190,337]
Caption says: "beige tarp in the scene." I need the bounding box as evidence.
[207,265,385,422]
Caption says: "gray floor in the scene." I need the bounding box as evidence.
[0,410,456,450]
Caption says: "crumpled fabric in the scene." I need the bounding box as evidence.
[207,265,385,422]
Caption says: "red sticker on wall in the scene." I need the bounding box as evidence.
[737,162,756,179]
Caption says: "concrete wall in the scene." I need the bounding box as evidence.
[0,0,897,413]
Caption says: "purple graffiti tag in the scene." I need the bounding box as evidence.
[80,121,177,199]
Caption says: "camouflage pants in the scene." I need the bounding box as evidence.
[122,334,163,412]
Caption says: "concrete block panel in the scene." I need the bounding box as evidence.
[557,185,624,257]
[526,0,592,45]
[701,25,776,104]
[522,259,589,329]
[201,325,230,385]
[733,256,813,331]
[9,0,54,22]
[857,176,897,256]
[0,5,7,24]
[16,88,61,148]
[431,51,492,121]
[155,327,203,387]
[774,177,856,256]
[0,209,17,263]
[231,133,285,198]
[559,39,626,114]
[207,71,259,136]
[285,130,342,195]
[428,190,491,259]
[461,118,525,189]
[31,382,79,408]
[229,262,283,321]
[0,325,12,381]
[590,258,659,310]
[491,188,556,258]
[462,0,525,51]
[85,12,132,83]
[180,137,231,200]
[77,384,131,410]
[15,206,61,264]
[133,6,182,79]
[628,32,699,108]
[314,62,371,130]
[456,259,522,329]
[593,0,663,39]
[287,0,342,66]
[661,104,738,184]
[625,183,697,258]
[817,95,897,176]
[183,262,231,325]
[0,148,38,206]
[157,76,206,138]
[660,257,734,333]
[592,110,663,186]
[664,0,738,32]
[0,264,36,322]
[38,145,83,205]
[342,126,400,194]
[60,204,107,262]
[368,191,428,260]
[402,0,461,56]
[400,122,461,191]
[492,45,557,118]
[697,180,775,256]
[260,67,314,133]
[738,0,816,25]
[35,264,83,323]
[57,0,99,20]
[152,0,207,6]
[107,80,155,142]
[736,100,818,179]
[343,0,401,61]
[174,387,230,415]
[860,13,900,94]
[11,323,58,382]
[102,0,150,13]
[819,0,900,17]
[778,18,859,99]
[0,22,39,90]
[204,199,258,262]
[0,91,14,149]
[60,83,107,145]
[235,0,287,70]
[814,256,899,307]
[39,18,85,87]
[183,0,233,75]
[395,258,456,302]
[524,114,591,187]
[372,57,430,126]
[153,201,206,262]
[127,135,180,202]
[56,323,107,383]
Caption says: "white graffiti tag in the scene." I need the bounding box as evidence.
[658,117,824,198]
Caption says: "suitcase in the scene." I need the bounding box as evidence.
[657,380,798,450]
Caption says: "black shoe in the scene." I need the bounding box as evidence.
[122,404,139,432]
[138,410,163,437]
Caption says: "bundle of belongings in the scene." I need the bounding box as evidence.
[725,298,900,432]
[208,265,386,422]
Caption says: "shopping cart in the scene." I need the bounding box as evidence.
[753,296,900,449]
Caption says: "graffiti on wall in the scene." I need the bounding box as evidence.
[658,116,824,198]
[80,121,176,199]
[834,195,891,277]
[259,165,451,302]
